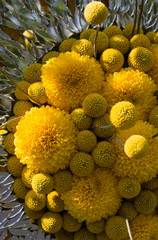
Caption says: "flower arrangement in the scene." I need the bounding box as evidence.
[0,0,158,239]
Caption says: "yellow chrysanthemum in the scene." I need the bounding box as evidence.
[118,177,141,199]
[47,191,65,212]
[7,156,24,177]
[86,219,105,234]
[146,31,156,43]
[112,120,158,183]
[74,227,96,240]
[13,101,33,117]
[142,176,158,190]
[6,116,21,133]
[71,39,93,57]
[3,132,15,155]
[23,63,42,83]
[130,34,151,49]
[41,52,105,112]
[123,23,143,40]
[109,35,130,54]
[53,170,74,194]
[103,25,123,38]
[32,173,54,194]
[70,108,92,130]
[13,177,29,199]
[15,81,31,100]
[149,105,158,128]
[89,31,109,55]
[117,201,138,221]
[63,212,82,232]
[84,1,108,25]
[42,51,59,64]
[80,29,96,40]
[28,81,47,104]
[25,190,46,211]
[103,68,157,120]
[41,211,63,233]
[62,168,121,222]
[148,44,158,87]
[14,106,77,173]
[55,228,74,240]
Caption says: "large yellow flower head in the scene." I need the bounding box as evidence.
[112,120,158,183]
[41,51,105,112]
[62,168,121,222]
[103,68,157,120]
[14,105,77,173]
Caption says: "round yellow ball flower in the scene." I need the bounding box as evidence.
[32,173,54,194]
[21,166,36,188]
[142,177,158,190]
[118,177,141,199]
[63,212,82,232]
[55,228,74,240]
[13,101,33,117]
[124,135,149,159]
[154,32,158,44]
[149,105,158,128]
[47,191,65,212]
[7,156,23,177]
[123,23,143,39]
[105,216,129,240]
[53,170,73,193]
[89,31,109,55]
[117,201,138,221]
[100,48,124,72]
[25,189,46,211]
[80,29,96,40]
[130,34,151,49]
[92,141,116,168]
[74,227,96,240]
[42,51,59,64]
[84,1,108,25]
[70,152,94,177]
[71,108,92,130]
[14,106,77,173]
[41,211,63,233]
[103,68,157,120]
[112,120,158,183]
[3,132,15,155]
[15,81,31,100]
[76,130,97,152]
[103,25,123,38]
[28,81,47,104]
[23,63,42,83]
[24,204,45,220]
[13,178,29,199]
[146,31,156,43]
[41,51,105,112]
[110,101,138,130]
[109,35,130,54]
[92,113,115,138]
[86,219,105,234]
[6,116,21,133]
[96,232,111,240]
[130,214,158,240]
[148,44,158,87]
[134,190,157,214]
[59,38,76,53]
[71,39,93,57]
[128,47,154,72]
[62,168,121,222]
[82,93,107,118]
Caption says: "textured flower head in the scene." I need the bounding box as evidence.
[14,105,77,173]
[41,51,105,112]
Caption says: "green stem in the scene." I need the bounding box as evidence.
[137,0,144,34]
[93,124,113,129]
[93,24,100,59]
[132,0,138,37]
[109,136,124,147]
[0,116,23,130]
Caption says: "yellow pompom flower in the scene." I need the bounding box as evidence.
[103,25,123,38]
[149,105,158,128]
[6,116,21,133]
[80,29,95,40]
[129,214,158,240]
[41,211,63,234]
[96,232,111,240]
[63,212,82,232]
[53,170,74,193]
[142,177,158,190]
[25,189,46,211]
[21,166,36,188]
[89,31,109,55]
[118,177,141,199]
[123,23,143,40]
[128,47,154,73]
[24,204,45,220]
[41,52,105,112]
[13,178,29,199]
[82,93,107,118]
[100,48,124,72]
[124,135,149,159]
[62,168,121,222]
[15,81,31,100]
[92,141,116,168]
[154,32,158,44]
[130,34,151,49]
[74,227,96,240]
[134,190,157,214]
[76,130,97,152]
[70,108,92,130]
[103,68,157,120]
[7,156,23,177]
[148,44,158,87]
[146,31,156,43]
[42,51,59,64]
[47,191,65,212]
[112,120,158,183]
[32,173,54,194]
[28,81,47,104]
[23,63,42,83]
[71,39,93,57]
[86,219,105,234]
[110,101,138,130]
[14,106,77,173]
[3,133,15,155]
[13,101,33,117]
[109,35,130,54]
[105,216,128,240]
[84,1,108,25]
[117,201,138,221]
[55,228,74,240]
[59,38,77,53]
[70,152,94,177]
